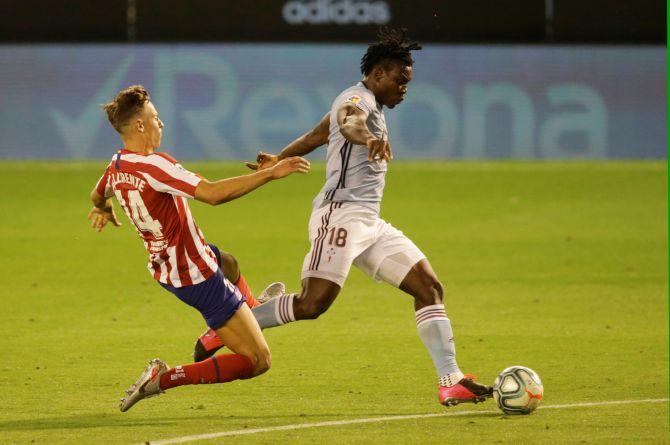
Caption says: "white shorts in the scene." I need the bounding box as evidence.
[301,202,426,287]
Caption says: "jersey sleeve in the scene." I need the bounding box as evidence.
[139,155,203,199]
[342,91,375,117]
[94,166,114,198]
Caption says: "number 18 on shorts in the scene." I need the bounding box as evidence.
[301,202,426,288]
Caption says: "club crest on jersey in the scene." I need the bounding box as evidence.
[345,95,362,104]
[326,247,337,262]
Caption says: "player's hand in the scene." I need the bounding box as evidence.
[270,156,310,179]
[366,137,393,162]
[87,206,122,232]
[245,152,279,171]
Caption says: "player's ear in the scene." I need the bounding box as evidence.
[136,119,144,133]
[373,66,385,82]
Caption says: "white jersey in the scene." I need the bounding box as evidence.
[314,82,388,213]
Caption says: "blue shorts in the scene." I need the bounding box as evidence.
[208,243,223,269]
[160,269,244,329]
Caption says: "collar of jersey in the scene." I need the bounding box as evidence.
[118,148,151,156]
[356,81,383,110]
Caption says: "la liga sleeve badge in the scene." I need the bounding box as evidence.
[345,95,362,104]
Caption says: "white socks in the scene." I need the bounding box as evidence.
[416,304,463,387]
[251,294,295,329]
[253,298,464,387]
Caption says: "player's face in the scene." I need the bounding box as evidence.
[141,101,164,149]
[379,64,412,109]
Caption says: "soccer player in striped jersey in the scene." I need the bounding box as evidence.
[88,85,310,412]
[195,29,493,407]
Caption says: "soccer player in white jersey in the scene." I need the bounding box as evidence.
[88,85,310,411]
[194,29,493,406]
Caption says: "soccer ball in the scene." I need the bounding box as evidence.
[493,366,543,415]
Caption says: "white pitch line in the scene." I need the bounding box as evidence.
[144,398,668,445]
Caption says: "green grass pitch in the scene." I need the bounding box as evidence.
[0,161,667,444]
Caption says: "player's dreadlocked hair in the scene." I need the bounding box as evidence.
[102,85,150,133]
[360,28,422,76]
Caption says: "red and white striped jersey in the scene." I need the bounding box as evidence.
[95,149,219,287]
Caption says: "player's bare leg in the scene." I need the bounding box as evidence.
[213,304,272,376]
[251,277,341,328]
[194,281,285,361]
[121,305,269,412]
[195,277,337,362]
[399,259,492,406]
[293,277,341,319]
[194,244,284,362]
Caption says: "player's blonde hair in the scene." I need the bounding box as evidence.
[102,85,150,133]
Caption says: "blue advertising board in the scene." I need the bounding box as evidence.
[0,44,665,159]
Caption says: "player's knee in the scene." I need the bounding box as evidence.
[414,276,444,306]
[256,350,272,375]
[433,279,444,302]
[249,346,272,376]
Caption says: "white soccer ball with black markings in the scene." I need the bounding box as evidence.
[493,366,544,415]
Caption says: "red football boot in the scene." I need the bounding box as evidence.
[438,373,493,407]
[193,328,224,362]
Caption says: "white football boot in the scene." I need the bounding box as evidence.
[257,282,286,304]
[119,358,169,412]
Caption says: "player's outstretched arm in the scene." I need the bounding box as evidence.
[196,156,310,206]
[337,104,392,162]
[246,113,330,171]
[88,189,123,232]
